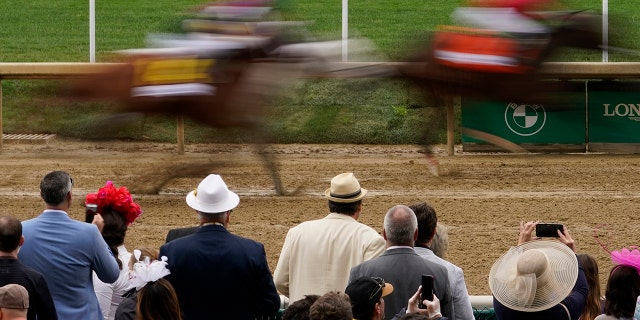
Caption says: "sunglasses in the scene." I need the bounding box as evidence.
[369,277,386,301]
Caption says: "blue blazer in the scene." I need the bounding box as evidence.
[19,210,119,320]
[160,224,280,320]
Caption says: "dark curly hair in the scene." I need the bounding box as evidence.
[282,295,320,320]
[328,200,362,216]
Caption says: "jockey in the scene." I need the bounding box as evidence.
[449,0,561,66]
[452,0,559,35]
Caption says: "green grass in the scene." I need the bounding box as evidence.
[0,0,202,62]
[0,0,638,144]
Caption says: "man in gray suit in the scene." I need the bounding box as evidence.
[349,205,454,320]
[410,202,474,320]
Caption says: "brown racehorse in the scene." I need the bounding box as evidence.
[69,37,311,195]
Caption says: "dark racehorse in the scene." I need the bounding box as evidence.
[385,10,603,159]
[395,10,602,104]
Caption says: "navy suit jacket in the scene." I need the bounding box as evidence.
[164,226,199,243]
[349,247,455,320]
[159,224,280,320]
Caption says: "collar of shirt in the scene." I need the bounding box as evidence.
[325,212,357,221]
[386,245,414,251]
[42,209,68,215]
[201,222,224,227]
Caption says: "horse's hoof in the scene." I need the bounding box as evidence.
[275,184,305,196]
[427,157,440,177]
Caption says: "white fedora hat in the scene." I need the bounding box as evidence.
[324,172,367,203]
[489,240,578,312]
[186,174,239,213]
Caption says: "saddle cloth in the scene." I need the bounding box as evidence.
[129,55,219,97]
[432,26,536,74]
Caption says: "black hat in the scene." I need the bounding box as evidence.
[345,276,394,319]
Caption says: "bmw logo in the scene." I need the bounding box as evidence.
[504,102,546,136]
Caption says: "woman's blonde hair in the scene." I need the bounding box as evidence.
[128,247,159,270]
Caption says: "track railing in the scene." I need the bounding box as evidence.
[1,62,639,153]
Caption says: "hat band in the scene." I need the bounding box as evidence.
[330,189,361,199]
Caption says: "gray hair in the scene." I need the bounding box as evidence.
[40,171,73,205]
[197,211,227,223]
[383,205,418,246]
[431,223,449,259]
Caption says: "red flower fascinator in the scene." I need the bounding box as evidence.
[85,181,142,226]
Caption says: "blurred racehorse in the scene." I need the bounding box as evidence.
[396,10,602,104]
[68,22,377,194]
[388,9,603,158]
[69,7,603,182]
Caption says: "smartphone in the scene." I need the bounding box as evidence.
[419,274,434,308]
[85,204,98,223]
[535,223,564,237]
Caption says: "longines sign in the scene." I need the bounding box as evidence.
[461,81,640,151]
[589,81,640,144]
[602,104,640,121]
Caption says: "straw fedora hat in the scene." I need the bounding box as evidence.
[186,174,239,213]
[488,240,578,312]
[324,172,367,203]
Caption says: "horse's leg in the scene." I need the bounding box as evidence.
[411,83,449,176]
[252,139,286,195]
[421,107,442,177]
[225,61,304,195]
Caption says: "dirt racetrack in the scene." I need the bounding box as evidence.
[1,138,637,297]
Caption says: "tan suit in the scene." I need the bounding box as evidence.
[274,213,385,302]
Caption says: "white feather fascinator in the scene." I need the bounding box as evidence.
[129,249,171,290]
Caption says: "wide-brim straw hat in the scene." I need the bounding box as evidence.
[489,240,578,312]
[324,172,367,203]
[186,174,239,213]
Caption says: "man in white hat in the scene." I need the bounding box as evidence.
[489,221,588,320]
[273,172,386,303]
[159,174,280,320]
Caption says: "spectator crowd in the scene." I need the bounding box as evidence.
[0,169,637,320]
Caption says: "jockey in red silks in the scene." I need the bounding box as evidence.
[452,0,559,36]
[445,0,561,68]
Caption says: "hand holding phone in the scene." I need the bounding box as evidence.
[85,204,98,223]
[419,274,434,308]
[535,223,564,238]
